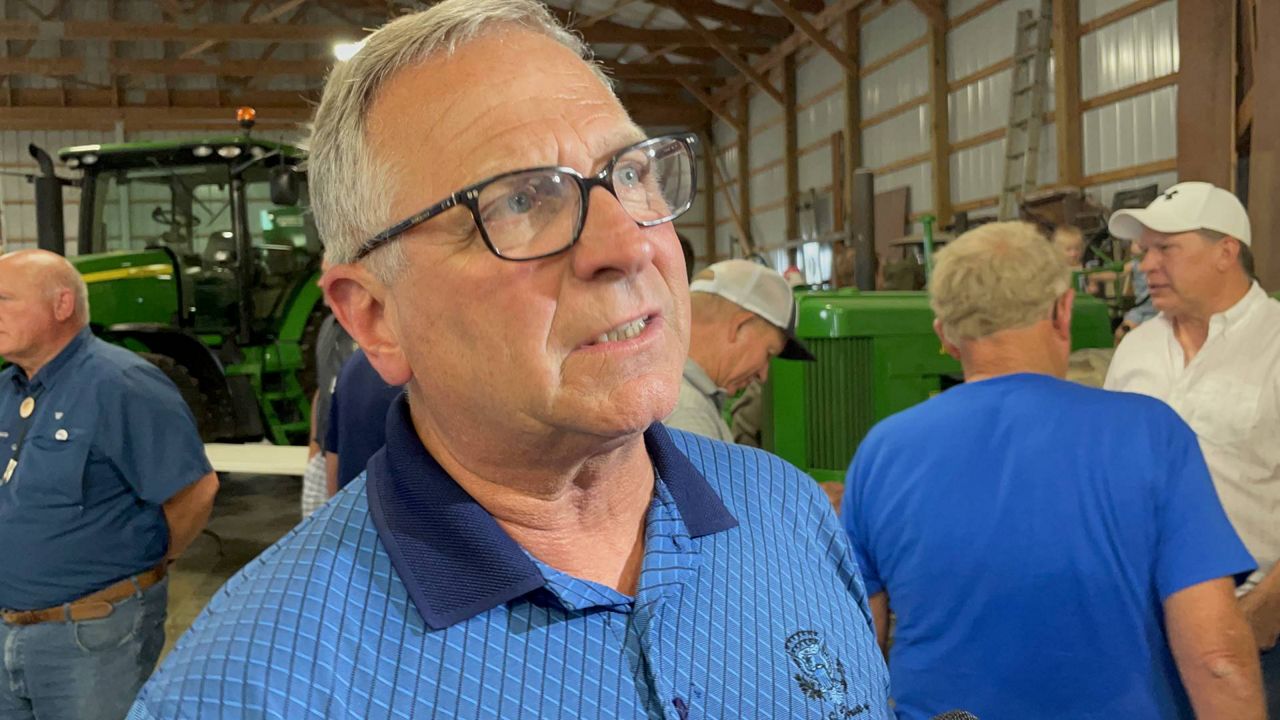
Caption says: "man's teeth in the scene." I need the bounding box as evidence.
[596,317,647,344]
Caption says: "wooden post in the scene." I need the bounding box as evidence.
[1249,0,1280,290]
[737,86,753,255]
[1052,0,1082,186]
[1178,0,1236,188]
[703,127,717,265]
[784,54,799,255]
[926,10,952,226]
[844,7,862,227]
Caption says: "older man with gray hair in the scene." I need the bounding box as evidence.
[129,2,891,718]
[0,250,218,720]
[840,221,1263,719]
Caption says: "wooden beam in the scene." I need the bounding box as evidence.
[1079,0,1167,35]
[627,104,709,128]
[703,127,717,263]
[1249,0,1280,290]
[948,57,1013,92]
[1081,157,1177,186]
[678,79,744,133]
[1081,72,1179,111]
[737,87,753,253]
[844,7,862,193]
[0,19,362,43]
[784,53,799,246]
[571,18,770,48]
[859,35,927,78]
[839,4,860,243]
[871,150,931,176]
[952,126,1008,152]
[862,0,898,24]
[674,7,784,104]
[710,0,867,107]
[927,17,951,224]
[1053,0,1082,186]
[577,0,646,28]
[1238,86,1254,140]
[787,0,826,12]
[609,62,723,80]
[766,0,859,75]
[949,0,1003,29]
[648,0,792,37]
[909,0,947,28]
[860,95,928,129]
[1178,0,1234,187]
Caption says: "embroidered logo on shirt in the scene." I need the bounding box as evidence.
[785,630,867,719]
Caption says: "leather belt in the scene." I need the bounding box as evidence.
[1,564,167,626]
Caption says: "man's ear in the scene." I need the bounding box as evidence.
[932,319,961,361]
[1218,237,1243,272]
[51,287,75,323]
[323,264,413,386]
[727,310,755,344]
[1054,288,1075,342]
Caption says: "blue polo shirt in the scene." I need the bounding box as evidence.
[0,328,212,610]
[131,397,891,719]
[842,373,1256,720]
[324,350,403,490]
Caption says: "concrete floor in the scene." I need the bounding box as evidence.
[163,472,302,657]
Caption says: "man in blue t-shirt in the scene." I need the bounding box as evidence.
[324,349,402,492]
[842,221,1264,719]
[0,250,219,720]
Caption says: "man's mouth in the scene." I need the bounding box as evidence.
[586,315,652,346]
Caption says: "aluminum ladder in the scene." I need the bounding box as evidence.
[997,0,1054,220]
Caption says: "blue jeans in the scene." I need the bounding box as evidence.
[0,577,167,720]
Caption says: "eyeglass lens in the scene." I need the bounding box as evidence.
[475,136,694,260]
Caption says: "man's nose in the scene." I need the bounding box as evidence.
[569,187,654,282]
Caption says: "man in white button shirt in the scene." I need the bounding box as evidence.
[1104,181,1280,712]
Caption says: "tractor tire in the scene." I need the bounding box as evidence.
[295,305,330,400]
[139,352,216,441]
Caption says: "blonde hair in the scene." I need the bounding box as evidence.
[1052,225,1083,249]
[306,0,613,282]
[930,221,1070,343]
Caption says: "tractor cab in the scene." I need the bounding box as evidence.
[26,109,328,445]
[62,113,320,348]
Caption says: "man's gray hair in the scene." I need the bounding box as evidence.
[930,221,1070,344]
[306,0,613,281]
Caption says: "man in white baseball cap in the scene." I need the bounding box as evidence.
[665,259,814,441]
[1104,181,1280,711]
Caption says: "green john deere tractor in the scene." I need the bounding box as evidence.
[26,112,325,445]
[762,288,1114,484]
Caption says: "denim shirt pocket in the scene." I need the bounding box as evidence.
[17,426,92,508]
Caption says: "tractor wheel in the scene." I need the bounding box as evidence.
[139,352,216,441]
[295,304,330,399]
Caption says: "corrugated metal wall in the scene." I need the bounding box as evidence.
[704,0,1180,280]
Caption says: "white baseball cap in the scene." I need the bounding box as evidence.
[690,259,816,361]
[1108,181,1252,246]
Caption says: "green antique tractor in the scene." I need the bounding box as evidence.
[25,110,325,445]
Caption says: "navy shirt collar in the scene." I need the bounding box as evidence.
[7,327,93,393]
[365,395,738,631]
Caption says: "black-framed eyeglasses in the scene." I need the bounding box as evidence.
[355,133,699,262]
